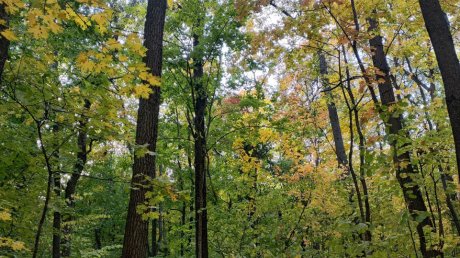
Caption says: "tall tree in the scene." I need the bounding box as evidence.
[367,16,435,257]
[192,29,208,258]
[417,0,460,181]
[122,0,167,257]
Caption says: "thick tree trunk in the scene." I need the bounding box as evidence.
[418,0,460,184]
[368,17,435,257]
[192,32,208,258]
[319,53,348,167]
[0,3,10,81]
[122,1,167,257]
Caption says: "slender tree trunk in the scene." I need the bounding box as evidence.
[192,31,208,258]
[367,16,435,257]
[52,125,61,258]
[186,132,194,252]
[61,99,91,257]
[341,46,372,243]
[0,3,10,81]
[319,52,348,167]
[151,219,158,256]
[173,108,187,256]
[94,228,102,249]
[32,122,54,258]
[418,0,460,181]
[122,1,167,257]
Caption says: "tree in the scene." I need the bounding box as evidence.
[2,1,460,257]
[367,15,435,257]
[192,29,209,257]
[122,0,167,257]
[418,0,460,183]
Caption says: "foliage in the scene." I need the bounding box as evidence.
[1,0,460,257]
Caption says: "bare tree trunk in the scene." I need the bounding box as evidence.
[122,1,167,257]
[418,0,460,182]
[319,52,348,167]
[367,16,435,257]
[192,30,209,258]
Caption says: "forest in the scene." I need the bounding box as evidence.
[1,0,460,257]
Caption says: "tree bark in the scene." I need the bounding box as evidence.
[192,32,208,258]
[319,53,348,167]
[368,16,435,257]
[122,1,167,257]
[418,0,460,185]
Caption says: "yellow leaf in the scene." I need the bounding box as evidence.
[146,74,161,87]
[56,115,65,123]
[118,54,129,62]
[0,29,17,41]
[11,241,26,251]
[134,84,152,99]
[0,210,12,221]
[106,38,122,50]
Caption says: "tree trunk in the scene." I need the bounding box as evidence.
[342,46,372,242]
[0,3,10,81]
[192,32,208,258]
[418,0,460,185]
[151,219,158,256]
[319,52,348,167]
[94,228,102,250]
[62,99,91,257]
[404,57,460,236]
[52,125,61,258]
[122,1,167,257]
[368,16,435,257]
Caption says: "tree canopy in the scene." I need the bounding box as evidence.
[1,0,460,257]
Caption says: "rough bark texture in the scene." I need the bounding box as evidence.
[193,33,208,258]
[368,17,435,257]
[0,3,9,81]
[418,0,460,183]
[122,1,166,257]
[319,53,348,167]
